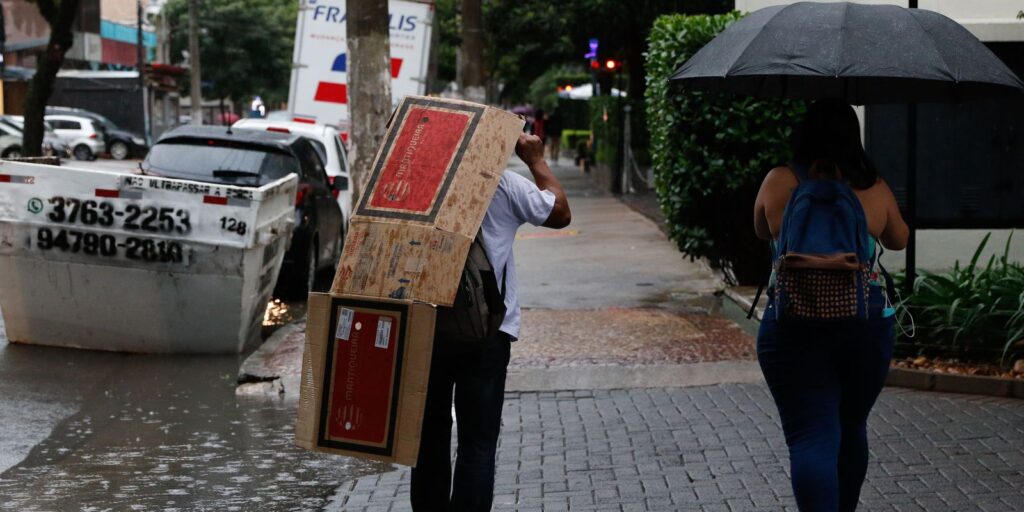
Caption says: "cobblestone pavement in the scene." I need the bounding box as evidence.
[326,384,1024,512]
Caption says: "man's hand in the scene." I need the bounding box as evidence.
[515,133,545,166]
[514,133,571,229]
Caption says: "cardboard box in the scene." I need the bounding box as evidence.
[298,97,521,467]
[331,96,524,305]
[296,293,435,465]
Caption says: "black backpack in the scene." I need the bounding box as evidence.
[434,232,507,343]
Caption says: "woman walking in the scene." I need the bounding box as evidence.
[753,99,909,511]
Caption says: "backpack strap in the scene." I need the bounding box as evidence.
[874,239,898,303]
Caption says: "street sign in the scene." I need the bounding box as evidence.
[287,0,433,128]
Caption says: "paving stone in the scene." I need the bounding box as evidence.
[326,384,1024,511]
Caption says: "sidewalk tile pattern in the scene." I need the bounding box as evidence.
[328,384,1024,511]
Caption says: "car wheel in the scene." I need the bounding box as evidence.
[2,147,21,159]
[73,144,93,161]
[110,141,129,160]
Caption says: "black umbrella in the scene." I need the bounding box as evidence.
[670,2,1024,104]
[669,1,1024,288]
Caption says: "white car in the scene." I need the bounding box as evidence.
[232,118,353,225]
[45,114,107,160]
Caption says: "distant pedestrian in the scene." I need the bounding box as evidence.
[546,108,563,164]
[410,133,572,511]
[531,109,546,142]
[752,99,909,512]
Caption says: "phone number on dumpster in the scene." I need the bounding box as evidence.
[46,196,192,235]
[33,227,187,264]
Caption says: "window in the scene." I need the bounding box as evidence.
[334,136,348,174]
[295,139,329,187]
[143,139,299,187]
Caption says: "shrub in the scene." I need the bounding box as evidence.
[589,97,649,170]
[898,233,1024,366]
[645,12,806,285]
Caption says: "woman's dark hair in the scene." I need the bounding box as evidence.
[793,99,878,189]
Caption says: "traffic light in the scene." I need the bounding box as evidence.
[605,59,619,71]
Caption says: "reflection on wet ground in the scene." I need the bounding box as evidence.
[0,303,389,510]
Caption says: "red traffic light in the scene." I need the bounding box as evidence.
[590,59,600,70]
[605,59,619,70]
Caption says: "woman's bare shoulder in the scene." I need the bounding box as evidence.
[764,166,799,186]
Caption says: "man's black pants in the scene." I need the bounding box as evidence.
[410,331,512,511]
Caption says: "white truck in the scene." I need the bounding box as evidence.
[0,161,297,353]
[287,0,433,128]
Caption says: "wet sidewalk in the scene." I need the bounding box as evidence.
[327,385,1024,512]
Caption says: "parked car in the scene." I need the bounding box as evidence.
[45,114,107,160]
[232,118,353,227]
[140,125,345,298]
[0,121,23,158]
[2,115,70,158]
[45,106,148,160]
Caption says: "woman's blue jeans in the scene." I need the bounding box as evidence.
[757,288,894,512]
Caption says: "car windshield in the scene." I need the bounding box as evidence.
[142,139,298,187]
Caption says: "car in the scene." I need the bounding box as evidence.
[140,125,345,298]
[45,106,148,160]
[0,121,23,158]
[231,118,352,226]
[2,115,70,158]
[45,114,107,160]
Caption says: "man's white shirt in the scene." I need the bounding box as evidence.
[479,171,556,339]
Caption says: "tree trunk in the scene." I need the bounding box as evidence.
[346,0,392,200]
[457,0,484,102]
[188,0,202,125]
[22,0,80,157]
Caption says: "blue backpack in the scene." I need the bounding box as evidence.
[768,164,872,321]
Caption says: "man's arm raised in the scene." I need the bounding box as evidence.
[515,133,571,229]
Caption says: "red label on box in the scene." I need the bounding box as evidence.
[355,98,484,223]
[368,107,471,214]
[325,309,400,445]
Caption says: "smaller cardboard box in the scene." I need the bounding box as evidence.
[295,293,435,466]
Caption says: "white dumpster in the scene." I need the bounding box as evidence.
[0,161,297,353]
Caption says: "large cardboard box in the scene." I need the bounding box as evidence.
[331,96,525,306]
[295,293,435,465]
[298,97,523,466]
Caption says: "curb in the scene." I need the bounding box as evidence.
[723,287,1024,400]
[886,367,1024,399]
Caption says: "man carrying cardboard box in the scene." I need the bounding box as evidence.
[410,133,572,511]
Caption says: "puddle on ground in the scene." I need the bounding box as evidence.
[0,302,389,510]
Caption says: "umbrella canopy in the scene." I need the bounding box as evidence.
[670,2,1024,104]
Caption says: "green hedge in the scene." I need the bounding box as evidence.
[645,12,805,284]
[590,96,621,167]
[589,97,649,171]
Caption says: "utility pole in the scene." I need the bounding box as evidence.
[457,0,484,102]
[137,0,151,142]
[346,0,392,199]
[188,0,202,125]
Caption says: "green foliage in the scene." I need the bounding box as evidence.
[430,0,459,92]
[560,129,591,153]
[164,0,297,106]
[589,96,620,166]
[555,98,591,131]
[527,66,589,113]
[480,0,729,104]
[645,12,805,284]
[898,233,1024,366]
